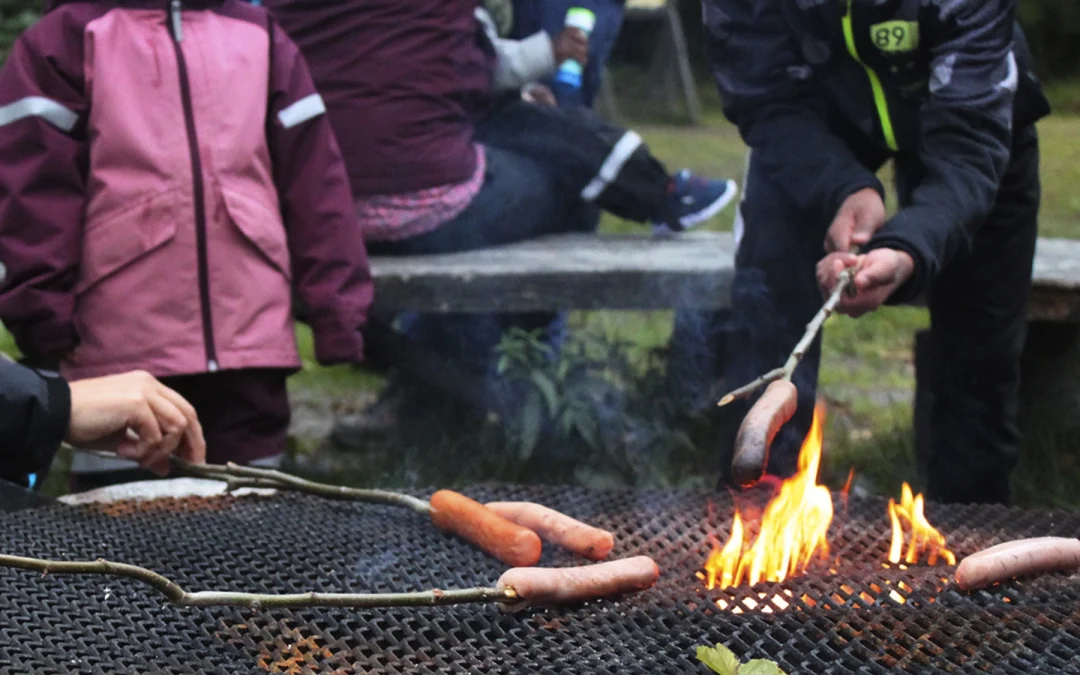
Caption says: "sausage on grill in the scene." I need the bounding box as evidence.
[955,537,1080,591]
[429,490,543,567]
[485,501,615,561]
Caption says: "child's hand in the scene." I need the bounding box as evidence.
[816,249,914,318]
[522,83,558,107]
[553,27,589,66]
[66,371,207,475]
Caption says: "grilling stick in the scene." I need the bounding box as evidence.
[717,250,861,487]
[74,449,611,566]
[0,552,659,611]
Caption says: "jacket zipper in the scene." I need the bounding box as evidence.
[841,0,899,151]
[169,0,219,372]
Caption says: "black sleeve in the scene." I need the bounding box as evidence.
[0,359,70,482]
[866,0,1017,303]
[703,0,884,225]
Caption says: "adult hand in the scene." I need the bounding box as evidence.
[553,26,589,66]
[816,248,914,318]
[66,371,206,476]
[522,83,558,107]
[825,188,886,253]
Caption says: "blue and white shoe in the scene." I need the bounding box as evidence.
[654,170,738,235]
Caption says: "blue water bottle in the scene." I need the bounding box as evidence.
[552,7,596,106]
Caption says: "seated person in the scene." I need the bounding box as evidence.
[1,360,205,489]
[265,0,736,438]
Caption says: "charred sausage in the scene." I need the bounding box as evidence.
[731,380,798,487]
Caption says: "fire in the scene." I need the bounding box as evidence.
[703,404,833,590]
[888,482,956,566]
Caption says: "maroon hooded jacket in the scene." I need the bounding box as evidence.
[264,0,496,197]
[0,0,373,377]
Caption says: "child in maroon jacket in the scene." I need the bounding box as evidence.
[0,0,373,489]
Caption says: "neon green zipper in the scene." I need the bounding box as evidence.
[842,0,898,151]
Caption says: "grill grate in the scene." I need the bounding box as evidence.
[2,485,1080,674]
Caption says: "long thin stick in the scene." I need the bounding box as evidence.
[718,262,858,407]
[0,554,515,609]
[170,457,433,515]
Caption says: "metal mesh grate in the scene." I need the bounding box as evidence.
[2,485,1080,674]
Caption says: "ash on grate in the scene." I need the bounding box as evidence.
[1,485,1080,674]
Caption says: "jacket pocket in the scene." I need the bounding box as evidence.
[222,188,292,281]
[76,191,179,295]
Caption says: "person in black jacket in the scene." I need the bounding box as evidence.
[697,0,1051,505]
[1,361,206,488]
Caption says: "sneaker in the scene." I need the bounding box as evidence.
[654,170,738,235]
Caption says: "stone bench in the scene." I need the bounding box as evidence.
[369,231,1080,453]
[369,231,1080,320]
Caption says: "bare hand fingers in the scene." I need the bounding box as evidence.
[157,385,206,464]
[824,213,853,253]
[142,393,188,474]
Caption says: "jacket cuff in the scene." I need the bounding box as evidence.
[519,31,557,82]
[863,212,937,305]
[310,316,366,366]
[39,368,71,456]
[19,368,70,477]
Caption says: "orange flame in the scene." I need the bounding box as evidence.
[887,482,956,566]
[704,404,833,590]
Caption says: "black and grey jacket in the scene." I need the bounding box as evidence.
[704,0,1050,301]
[0,359,69,485]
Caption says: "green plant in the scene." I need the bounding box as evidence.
[696,643,787,675]
[491,326,712,487]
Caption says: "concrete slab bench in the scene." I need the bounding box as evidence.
[369,231,1080,321]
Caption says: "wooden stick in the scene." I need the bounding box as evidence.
[170,457,434,515]
[0,554,516,610]
[718,261,858,407]
[75,449,433,515]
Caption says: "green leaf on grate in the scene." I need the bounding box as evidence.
[695,644,740,675]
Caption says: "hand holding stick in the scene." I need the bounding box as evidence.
[718,252,860,487]
[718,254,859,408]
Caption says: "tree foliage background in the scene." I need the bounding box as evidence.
[0,0,1077,80]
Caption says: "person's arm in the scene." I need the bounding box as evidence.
[477,7,557,92]
[865,0,1018,302]
[265,20,373,366]
[0,360,70,483]
[0,21,89,362]
[0,361,207,483]
[704,0,883,225]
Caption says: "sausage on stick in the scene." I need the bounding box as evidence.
[497,556,660,608]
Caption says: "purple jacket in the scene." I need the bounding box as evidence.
[265,0,496,197]
[0,0,373,380]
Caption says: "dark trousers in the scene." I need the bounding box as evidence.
[367,144,594,416]
[691,125,1040,505]
[476,100,670,223]
[368,104,673,415]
